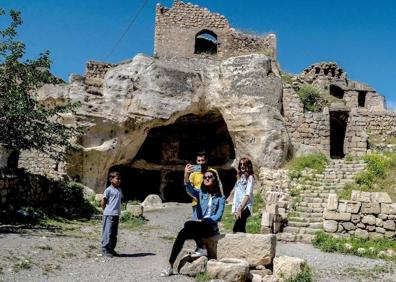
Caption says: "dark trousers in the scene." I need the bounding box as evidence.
[169,220,215,264]
[101,215,119,252]
[232,208,251,233]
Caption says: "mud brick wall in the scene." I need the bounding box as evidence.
[324,191,396,239]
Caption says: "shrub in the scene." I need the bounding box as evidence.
[281,72,294,84]
[297,85,325,112]
[287,153,328,180]
[285,264,313,282]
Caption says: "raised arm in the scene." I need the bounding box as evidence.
[184,164,199,200]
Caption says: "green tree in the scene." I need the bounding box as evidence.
[0,8,79,169]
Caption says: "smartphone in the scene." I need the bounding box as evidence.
[191,164,201,172]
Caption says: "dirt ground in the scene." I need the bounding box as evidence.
[0,204,395,282]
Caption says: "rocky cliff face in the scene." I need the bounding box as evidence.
[37,53,290,191]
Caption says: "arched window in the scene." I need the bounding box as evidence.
[194,30,218,55]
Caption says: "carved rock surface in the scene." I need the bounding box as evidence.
[36,53,290,191]
[206,258,249,282]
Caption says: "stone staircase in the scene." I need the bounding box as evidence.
[278,159,366,242]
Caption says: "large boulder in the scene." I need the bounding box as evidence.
[206,258,249,282]
[216,233,276,266]
[141,194,162,210]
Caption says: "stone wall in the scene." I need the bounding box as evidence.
[154,1,276,60]
[83,61,115,95]
[18,150,66,180]
[324,191,396,239]
[283,86,330,156]
[344,109,396,155]
[0,171,53,208]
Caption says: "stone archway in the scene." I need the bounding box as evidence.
[194,30,218,55]
[330,111,349,158]
[108,110,237,202]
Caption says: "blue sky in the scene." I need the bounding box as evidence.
[2,0,396,107]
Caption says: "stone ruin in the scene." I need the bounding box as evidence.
[2,0,395,211]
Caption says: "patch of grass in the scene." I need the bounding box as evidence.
[341,263,394,280]
[287,153,328,180]
[337,152,396,201]
[220,194,265,234]
[120,211,147,230]
[312,231,396,261]
[41,263,61,275]
[281,72,294,84]
[195,271,212,282]
[285,264,313,282]
[13,259,32,272]
[297,84,326,112]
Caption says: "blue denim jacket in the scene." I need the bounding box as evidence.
[186,183,225,230]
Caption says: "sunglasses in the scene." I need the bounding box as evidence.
[203,175,214,180]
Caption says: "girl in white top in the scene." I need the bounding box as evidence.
[232,157,254,233]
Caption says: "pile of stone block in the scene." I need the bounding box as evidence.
[324,191,396,239]
[176,233,307,282]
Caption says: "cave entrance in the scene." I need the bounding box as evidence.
[111,111,237,202]
[194,30,218,55]
[330,111,349,159]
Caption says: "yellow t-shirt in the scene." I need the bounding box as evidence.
[189,168,222,206]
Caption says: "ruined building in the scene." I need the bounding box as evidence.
[10,1,396,205]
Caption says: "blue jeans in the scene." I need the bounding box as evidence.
[101,215,119,252]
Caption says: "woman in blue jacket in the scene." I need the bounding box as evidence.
[161,166,225,276]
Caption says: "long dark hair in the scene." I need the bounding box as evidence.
[201,169,222,197]
[238,157,254,178]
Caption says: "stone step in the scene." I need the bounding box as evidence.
[287,221,323,229]
[296,206,323,213]
[292,211,323,218]
[288,217,322,223]
[283,226,300,233]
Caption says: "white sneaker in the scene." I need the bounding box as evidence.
[191,248,207,257]
[160,266,174,276]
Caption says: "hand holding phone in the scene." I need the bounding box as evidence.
[191,164,201,172]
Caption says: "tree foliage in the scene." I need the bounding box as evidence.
[0,8,79,162]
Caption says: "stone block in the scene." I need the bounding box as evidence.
[357,223,365,228]
[378,213,389,220]
[323,220,338,233]
[369,232,384,240]
[216,233,276,267]
[381,203,396,215]
[342,222,356,231]
[323,210,351,221]
[376,227,386,234]
[361,202,380,214]
[126,204,143,217]
[274,256,306,281]
[338,200,361,214]
[385,231,396,238]
[371,192,392,203]
[261,212,274,227]
[383,220,396,231]
[179,256,208,276]
[361,215,376,225]
[376,218,383,227]
[327,194,338,211]
[367,225,376,232]
[355,228,369,239]
[266,203,278,214]
[351,214,361,224]
[351,190,371,202]
[206,258,249,282]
